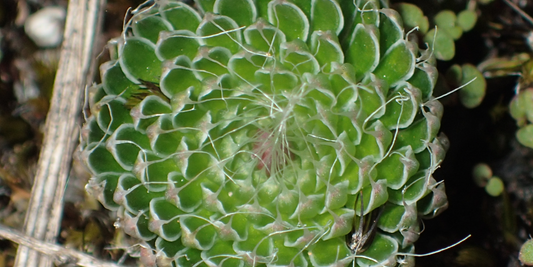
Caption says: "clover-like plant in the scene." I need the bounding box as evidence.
[81,0,450,266]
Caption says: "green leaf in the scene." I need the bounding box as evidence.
[95,96,133,133]
[517,124,533,149]
[395,112,439,153]
[459,64,486,108]
[434,10,456,30]
[288,0,311,16]
[308,238,351,266]
[268,0,309,41]
[434,10,463,40]
[101,61,139,97]
[280,40,320,75]
[472,163,492,187]
[148,121,183,156]
[457,10,477,32]
[120,37,162,81]
[310,31,344,69]
[310,0,343,35]
[255,0,271,18]
[88,174,120,210]
[376,146,419,190]
[83,117,105,144]
[194,0,216,13]
[132,95,172,132]
[118,174,165,213]
[387,171,428,205]
[255,67,299,94]
[378,203,405,232]
[160,56,202,98]
[394,3,429,34]
[156,30,200,60]
[346,24,379,79]
[443,26,463,40]
[108,124,150,170]
[141,155,182,191]
[160,1,202,32]
[358,233,399,266]
[380,86,420,129]
[202,241,241,266]
[373,40,415,86]
[358,81,386,118]
[214,0,256,27]
[445,64,463,84]
[520,239,533,265]
[510,89,533,126]
[408,64,438,101]
[192,46,232,79]
[149,198,184,241]
[228,51,262,82]
[132,14,173,44]
[485,176,504,197]
[379,9,403,55]
[243,18,286,54]
[155,237,186,259]
[424,28,455,61]
[197,13,242,54]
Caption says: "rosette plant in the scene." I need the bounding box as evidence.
[81,0,449,266]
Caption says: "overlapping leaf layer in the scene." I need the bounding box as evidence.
[81,0,449,266]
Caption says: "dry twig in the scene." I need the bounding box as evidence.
[13,0,106,266]
[0,224,127,267]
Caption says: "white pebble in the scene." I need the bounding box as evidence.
[24,6,66,48]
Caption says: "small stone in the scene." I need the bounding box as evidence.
[24,6,66,47]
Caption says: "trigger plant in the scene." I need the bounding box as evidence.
[81,0,451,266]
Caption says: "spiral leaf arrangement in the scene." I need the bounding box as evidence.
[81,0,449,266]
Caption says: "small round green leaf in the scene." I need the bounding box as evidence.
[424,28,455,61]
[434,10,456,30]
[394,3,429,34]
[517,124,533,149]
[485,176,504,197]
[510,93,527,126]
[457,10,477,32]
[445,64,462,84]
[459,64,486,108]
[513,89,533,125]
[472,163,492,187]
[520,239,533,266]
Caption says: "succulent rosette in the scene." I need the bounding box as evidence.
[81,0,449,266]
